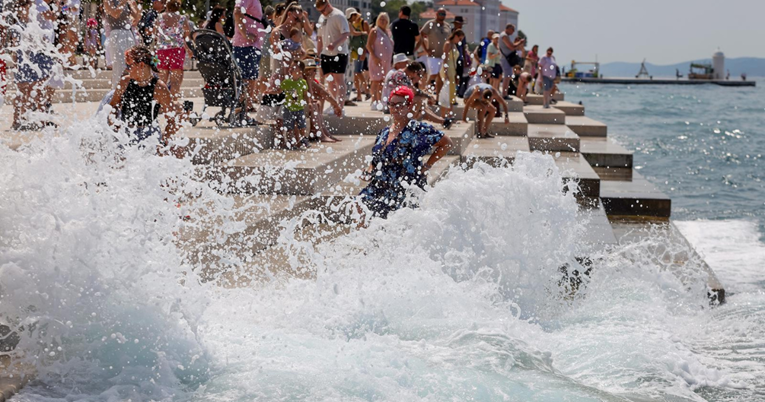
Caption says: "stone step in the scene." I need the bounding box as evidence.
[579,137,633,168]
[565,116,607,137]
[63,77,206,90]
[178,194,315,273]
[523,105,566,124]
[525,93,565,105]
[527,124,580,152]
[553,101,585,116]
[552,152,601,200]
[451,95,524,116]
[215,136,375,195]
[52,87,204,103]
[461,136,529,167]
[184,124,274,165]
[600,172,671,219]
[485,112,528,136]
[66,69,204,80]
[577,200,618,252]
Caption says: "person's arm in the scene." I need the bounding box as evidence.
[366,27,377,62]
[348,20,362,37]
[423,135,453,172]
[128,0,141,27]
[108,75,131,126]
[233,4,256,43]
[462,91,479,122]
[103,0,123,19]
[154,80,186,151]
[418,23,430,55]
[329,32,349,52]
[493,89,510,123]
[299,12,313,36]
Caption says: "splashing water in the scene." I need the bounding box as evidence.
[3,116,764,402]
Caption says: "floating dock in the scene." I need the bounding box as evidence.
[563,77,755,87]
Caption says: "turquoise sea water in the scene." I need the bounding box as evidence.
[561,79,765,237]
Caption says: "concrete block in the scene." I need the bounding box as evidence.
[580,137,633,168]
[528,124,580,152]
[523,105,566,124]
[566,116,608,137]
[553,101,585,116]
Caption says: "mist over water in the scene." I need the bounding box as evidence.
[1,84,764,401]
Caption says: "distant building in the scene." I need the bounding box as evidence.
[300,0,373,22]
[420,0,518,44]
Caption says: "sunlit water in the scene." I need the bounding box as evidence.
[1,78,764,401]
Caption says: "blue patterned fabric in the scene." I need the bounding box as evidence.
[359,120,445,218]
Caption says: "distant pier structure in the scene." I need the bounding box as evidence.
[563,50,755,87]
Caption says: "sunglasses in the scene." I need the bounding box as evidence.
[388,101,409,109]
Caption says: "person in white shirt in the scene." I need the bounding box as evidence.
[315,0,350,109]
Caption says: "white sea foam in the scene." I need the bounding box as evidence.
[2,122,764,401]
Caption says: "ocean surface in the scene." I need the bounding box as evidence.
[1,80,764,402]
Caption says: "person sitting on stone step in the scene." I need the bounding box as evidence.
[382,57,453,129]
[462,82,509,139]
[301,58,342,143]
[108,45,186,156]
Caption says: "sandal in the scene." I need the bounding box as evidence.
[442,117,453,130]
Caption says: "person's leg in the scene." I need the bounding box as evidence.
[13,82,32,127]
[332,72,346,106]
[370,80,381,105]
[111,30,134,88]
[517,78,527,102]
[158,69,170,85]
[168,69,184,98]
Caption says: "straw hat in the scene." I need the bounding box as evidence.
[303,58,319,69]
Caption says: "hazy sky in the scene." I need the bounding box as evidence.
[501,0,765,65]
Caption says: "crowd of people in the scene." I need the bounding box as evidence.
[1,0,561,219]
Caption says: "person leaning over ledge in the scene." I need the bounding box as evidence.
[356,86,453,224]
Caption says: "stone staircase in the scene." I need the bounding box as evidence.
[175,88,674,272]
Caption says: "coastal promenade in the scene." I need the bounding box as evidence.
[563,76,756,87]
[0,70,726,400]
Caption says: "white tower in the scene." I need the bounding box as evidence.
[712,50,725,80]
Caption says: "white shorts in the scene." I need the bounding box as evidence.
[425,57,443,77]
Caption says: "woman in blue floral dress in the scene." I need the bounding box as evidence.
[359,86,454,219]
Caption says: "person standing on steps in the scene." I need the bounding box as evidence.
[155,0,190,100]
[315,0,350,111]
[347,8,369,102]
[451,16,468,98]
[104,0,140,88]
[232,0,266,124]
[538,47,558,108]
[366,12,393,111]
[418,8,451,99]
[390,5,420,59]
[357,85,453,223]
[498,23,525,99]
[138,0,165,49]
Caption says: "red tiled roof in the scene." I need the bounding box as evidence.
[500,4,518,12]
[420,8,456,20]
[436,0,480,7]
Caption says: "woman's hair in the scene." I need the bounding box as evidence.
[375,12,389,26]
[532,44,539,51]
[264,5,275,18]
[280,2,303,25]
[128,45,159,73]
[449,29,465,41]
[547,47,554,53]
[166,0,181,13]
[208,5,226,24]
[274,3,286,18]
[481,89,493,100]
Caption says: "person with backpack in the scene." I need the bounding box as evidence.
[498,23,525,99]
